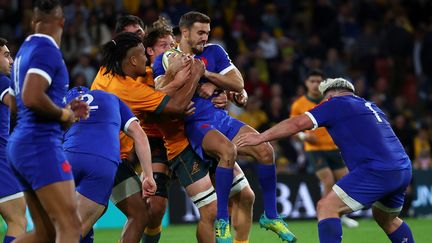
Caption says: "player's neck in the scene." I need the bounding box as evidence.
[178,41,192,54]
[35,25,62,46]
[306,92,321,100]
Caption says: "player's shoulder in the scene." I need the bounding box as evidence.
[0,74,10,93]
[203,43,227,54]
[0,73,10,83]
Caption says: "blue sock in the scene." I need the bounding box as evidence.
[256,164,278,219]
[318,218,342,243]
[387,222,414,243]
[3,236,15,243]
[215,166,233,221]
[80,228,94,243]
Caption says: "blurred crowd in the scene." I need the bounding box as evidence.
[1,0,431,174]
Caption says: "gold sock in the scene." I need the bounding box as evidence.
[234,239,249,243]
[144,225,162,236]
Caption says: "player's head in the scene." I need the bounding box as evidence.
[0,38,13,76]
[319,78,355,98]
[305,69,325,98]
[115,15,145,40]
[179,11,211,54]
[32,0,64,32]
[101,32,147,78]
[66,86,89,103]
[143,17,176,63]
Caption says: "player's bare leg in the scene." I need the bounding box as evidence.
[185,175,217,243]
[372,206,414,242]
[116,192,150,242]
[316,168,336,196]
[15,181,81,243]
[230,165,254,243]
[234,125,296,242]
[143,163,169,243]
[76,192,106,237]
[202,130,236,242]
[0,196,27,241]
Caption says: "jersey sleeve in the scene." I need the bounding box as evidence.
[0,76,10,103]
[212,45,235,75]
[130,85,170,114]
[305,98,341,130]
[118,97,139,133]
[152,54,165,81]
[27,45,60,86]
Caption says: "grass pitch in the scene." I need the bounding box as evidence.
[93,218,431,243]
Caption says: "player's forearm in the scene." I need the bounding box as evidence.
[261,115,312,142]
[157,75,185,96]
[22,91,63,120]
[169,75,199,112]
[205,69,243,93]
[129,125,153,178]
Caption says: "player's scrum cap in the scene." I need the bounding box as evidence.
[66,86,89,104]
[318,78,355,95]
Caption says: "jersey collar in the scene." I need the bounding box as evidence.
[27,34,59,49]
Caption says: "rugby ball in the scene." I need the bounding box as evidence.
[162,49,182,71]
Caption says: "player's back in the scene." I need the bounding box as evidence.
[310,95,410,171]
[63,90,134,163]
[10,34,69,143]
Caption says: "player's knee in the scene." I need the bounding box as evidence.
[10,215,27,232]
[198,201,217,223]
[218,142,237,166]
[255,143,274,165]
[149,197,167,219]
[240,187,255,208]
[317,198,332,214]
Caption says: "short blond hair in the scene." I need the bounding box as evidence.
[319,78,355,95]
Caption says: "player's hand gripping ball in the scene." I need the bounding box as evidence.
[162,49,182,71]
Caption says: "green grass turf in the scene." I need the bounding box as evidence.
[92,218,431,243]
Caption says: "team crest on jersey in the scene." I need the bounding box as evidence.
[200,124,210,129]
[200,57,208,67]
[61,160,72,173]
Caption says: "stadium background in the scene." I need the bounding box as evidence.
[1,0,432,241]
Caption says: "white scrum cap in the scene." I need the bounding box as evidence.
[318,78,355,95]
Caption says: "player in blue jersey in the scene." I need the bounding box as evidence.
[7,1,89,243]
[153,11,296,243]
[236,78,415,243]
[0,38,27,243]
[64,87,156,242]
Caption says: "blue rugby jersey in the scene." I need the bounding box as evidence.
[306,95,411,171]
[10,34,69,143]
[63,90,137,164]
[0,74,11,158]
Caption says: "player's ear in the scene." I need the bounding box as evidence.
[129,55,137,66]
[146,47,154,56]
[181,27,189,39]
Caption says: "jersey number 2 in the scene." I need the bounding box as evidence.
[81,94,99,110]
